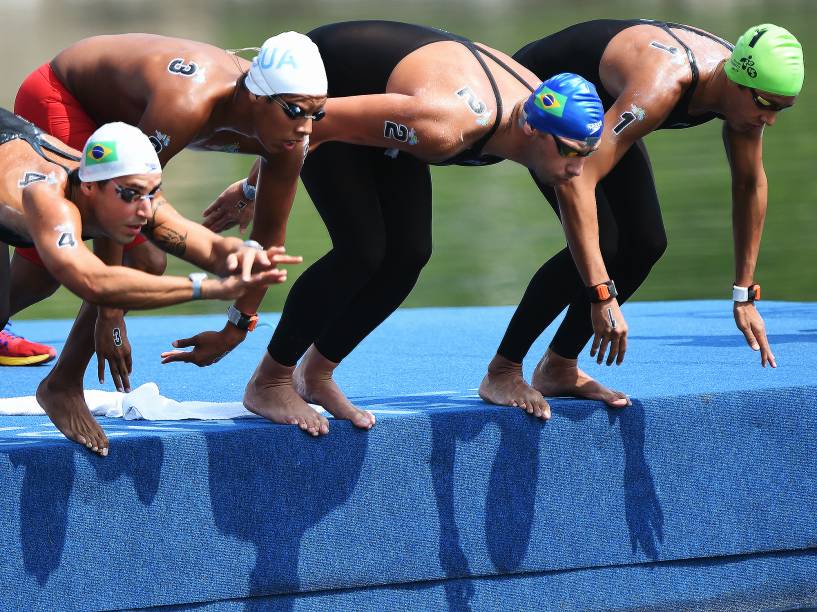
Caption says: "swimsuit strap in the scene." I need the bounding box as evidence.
[448,35,537,159]
[661,21,734,52]
[473,44,536,93]
[642,20,735,116]
[0,108,80,173]
[657,22,700,90]
[38,139,80,163]
[26,137,80,174]
[452,36,504,157]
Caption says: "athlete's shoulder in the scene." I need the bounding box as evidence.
[15,158,69,198]
[603,27,692,96]
[0,127,71,183]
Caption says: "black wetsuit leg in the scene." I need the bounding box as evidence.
[0,242,9,329]
[497,139,667,361]
[267,142,432,366]
[313,149,432,362]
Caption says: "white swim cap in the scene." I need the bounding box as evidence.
[79,122,161,182]
[245,31,327,97]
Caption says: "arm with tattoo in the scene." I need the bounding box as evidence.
[142,200,188,257]
[22,185,288,308]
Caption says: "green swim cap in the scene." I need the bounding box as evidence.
[726,24,804,96]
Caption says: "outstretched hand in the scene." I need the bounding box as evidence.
[206,267,291,300]
[734,302,776,367]
[221,245,303,279]
[202,180,255,234]
[160,325,246,367]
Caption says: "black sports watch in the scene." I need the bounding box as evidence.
[585,280,618,303]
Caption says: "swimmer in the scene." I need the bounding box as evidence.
[0,115,300,455]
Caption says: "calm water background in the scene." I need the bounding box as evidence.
[1,0,814,319]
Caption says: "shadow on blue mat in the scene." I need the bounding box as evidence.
[205,427,368,612]
[351,392,663,612]
[9,440,164,585]
[429,409,542,611]
[556,400,664,559]
[631,331,817,348]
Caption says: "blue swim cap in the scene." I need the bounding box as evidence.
[523,73,604,144]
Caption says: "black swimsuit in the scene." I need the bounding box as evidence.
[495,20,736,362]
[0,107,79,248]
[309,20,534,166]
[270,20,543,366]
[513,19,733,129]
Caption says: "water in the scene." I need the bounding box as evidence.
[2,0,814,319]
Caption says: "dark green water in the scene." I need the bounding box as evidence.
[2,0,813,319]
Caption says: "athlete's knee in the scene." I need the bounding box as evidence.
[599,243,619,268]
[616,224,666,270]
[638,231,667,266]
[392,240,432,274]
[8,280,59,315]
[333,233,387,277]
[124,242,167,276]
[8,253,59,314]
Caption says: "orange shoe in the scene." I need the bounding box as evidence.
[0,323,57,366]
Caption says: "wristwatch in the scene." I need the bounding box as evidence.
[732,283,761,302]
[585,280,618,303]
[243,239,264,251]
[188,272,208,300]
[241,178,257,201]
[227,304,258,331]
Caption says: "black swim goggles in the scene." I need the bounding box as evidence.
[111,180,162,204]
[269,95,326,121]
[748,88,790,112]
[553,135,598,158]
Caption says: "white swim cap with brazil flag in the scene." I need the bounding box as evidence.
[246,31,327,96]
[79,122,161,182]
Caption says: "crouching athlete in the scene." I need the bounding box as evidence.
[9,30,326,382]
[195,20,606,434]
[0,111,301,455]
[478,21,804,412]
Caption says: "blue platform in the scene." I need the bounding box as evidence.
[1,301,817,610]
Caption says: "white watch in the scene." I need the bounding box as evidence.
[188,272,208,300]
[732,284,761,302]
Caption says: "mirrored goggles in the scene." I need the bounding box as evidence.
[269,95,326,121]
[553,135,598,158]
[112,180,161,204]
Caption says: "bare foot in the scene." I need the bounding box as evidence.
[478,354,551,419]
[36,375,109,456]
[532,349,630,408]
[243,353,329,436]
[293,345,376,430]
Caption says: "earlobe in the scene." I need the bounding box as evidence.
[522,122,536,137]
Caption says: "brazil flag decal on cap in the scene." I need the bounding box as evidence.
[533,87,567,118]
[85,141,118,165]
[523,73,604,141]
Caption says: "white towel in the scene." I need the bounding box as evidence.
[0,382,324,421]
